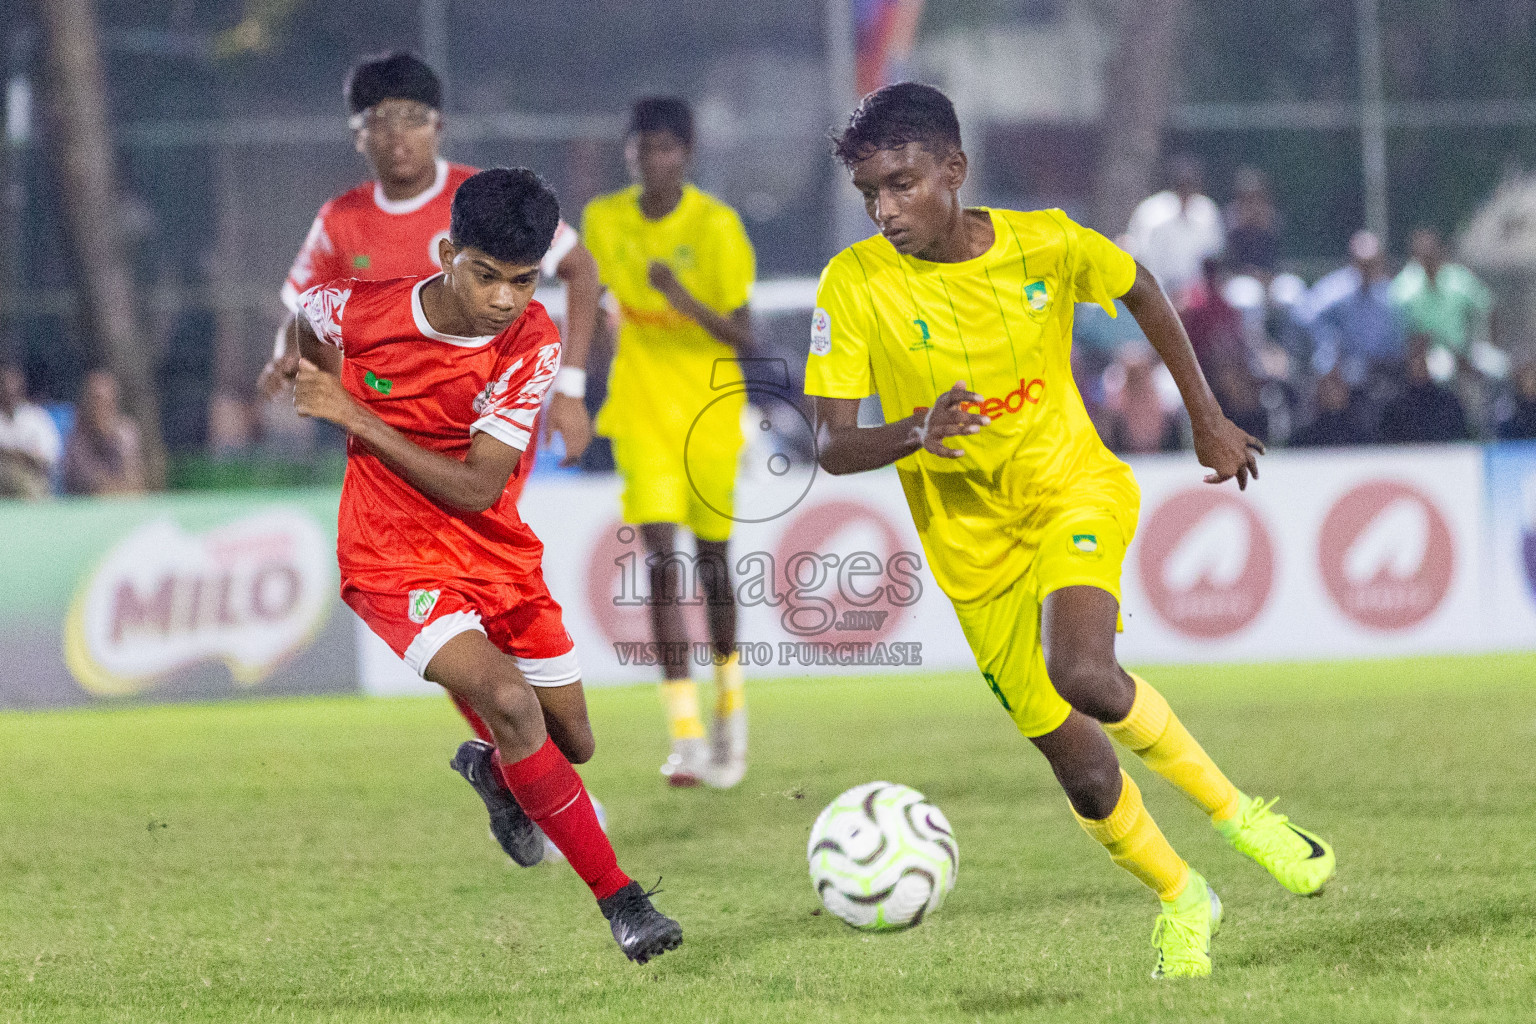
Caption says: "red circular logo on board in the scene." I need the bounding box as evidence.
[584,522,708,647]
[1137,489,1275,639]
[773,500,914,641]
[1318,481,1454,631]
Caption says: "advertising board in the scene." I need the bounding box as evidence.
[0,490,354,708]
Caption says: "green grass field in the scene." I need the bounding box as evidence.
[3,654,1534,1023]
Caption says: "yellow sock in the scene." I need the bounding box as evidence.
[1104,674,1243,822]
[660,680,705,742]
[713,651,745,717]
[1074,771,1190,901]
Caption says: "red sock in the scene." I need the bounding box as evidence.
[450,694,495,744]
[499,737,630,900]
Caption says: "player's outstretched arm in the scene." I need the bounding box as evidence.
[646,262,753,353]
[1120,261,1265,490]
[292,359,521,513]
[815,381,989,475]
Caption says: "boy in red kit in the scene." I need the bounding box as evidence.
[277,168,681,964]
[262,52,597,478]
[260,52,603,870]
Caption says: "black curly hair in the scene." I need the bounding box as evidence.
[832,82,961,167]
[628,96,695,148]
[344,52,442,114]
[449,168,560,266]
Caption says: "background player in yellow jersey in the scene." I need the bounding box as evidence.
[806,84,1335,979]
[582,98,755,788]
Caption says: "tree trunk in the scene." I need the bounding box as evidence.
[36,0,166,486]
[1093,0,1189,236]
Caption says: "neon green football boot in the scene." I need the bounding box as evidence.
[1214,793,1335,895]
[1151,869,1222,979]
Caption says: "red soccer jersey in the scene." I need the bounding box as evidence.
[282,159,580,496]
[282,160,580,309]
[294,275,561,588]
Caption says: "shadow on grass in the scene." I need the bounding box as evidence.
[954,987,1085,1015]
[1227,899,1529,975]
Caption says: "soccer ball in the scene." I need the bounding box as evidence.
[807,781,958,930]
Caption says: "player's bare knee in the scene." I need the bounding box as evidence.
[1066,762,1123,820]
[562,730,596,765]
[548,712,596,764]
[481,674,542,733]
[1049,655,1131,722]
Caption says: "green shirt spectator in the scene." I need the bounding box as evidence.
[1389,228,1493,355]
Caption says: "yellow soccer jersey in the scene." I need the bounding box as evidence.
[582,184,756,455]
[804,208,1141,605]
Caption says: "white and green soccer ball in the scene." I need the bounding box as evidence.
[807,781,958,931]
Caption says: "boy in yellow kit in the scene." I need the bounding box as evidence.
[807,84,1335,979]
[582,98,755,788]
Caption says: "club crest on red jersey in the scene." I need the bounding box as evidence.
[407,589,440,625]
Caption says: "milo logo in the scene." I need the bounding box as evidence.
[63,510,334,696]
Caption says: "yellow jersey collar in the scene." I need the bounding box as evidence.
[897,208,1009,275]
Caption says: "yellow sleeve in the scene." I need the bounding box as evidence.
[1066,214,1138,316]
[804,254,875,400]
[579,200,616,288]
[710,207,756,312]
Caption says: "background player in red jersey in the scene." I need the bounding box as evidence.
[259,53,605,862]
[276,168,681,964]
[260,52,598,475]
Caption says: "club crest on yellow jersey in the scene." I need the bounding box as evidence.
[1023,279,1050,312]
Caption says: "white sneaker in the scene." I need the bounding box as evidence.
[705,707,747,789]
[539,797,606,864]
[660,737,708,787]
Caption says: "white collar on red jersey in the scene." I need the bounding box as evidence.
[373,158,450,216]
[411,275,497,347]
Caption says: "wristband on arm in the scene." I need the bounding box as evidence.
[553,367,587,399]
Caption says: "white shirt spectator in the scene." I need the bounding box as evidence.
[0,402,62,469]
[0,400,62,499]
[1124,190,1225,298]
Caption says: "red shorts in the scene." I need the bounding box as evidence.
[342,569,580,685]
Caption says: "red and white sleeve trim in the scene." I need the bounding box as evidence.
[280,280,303,314]
[295,283,352,350]
[471,411,534,452]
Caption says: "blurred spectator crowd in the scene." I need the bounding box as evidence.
[1083,157,1536,456]
[0,364,145,500]
[8,154,1536,502]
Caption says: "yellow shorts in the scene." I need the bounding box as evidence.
[951,511,1131,739]
[611,435,738,542]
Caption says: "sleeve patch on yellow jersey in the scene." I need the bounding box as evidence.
[810,307,832,356]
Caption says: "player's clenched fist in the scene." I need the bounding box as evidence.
[293,358,358,430]
[911,380,991,459]
[257,350,300,400]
